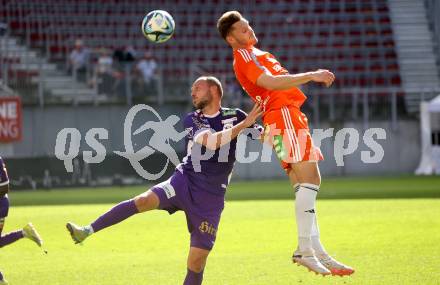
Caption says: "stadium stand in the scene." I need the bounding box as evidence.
[0,0,438,118]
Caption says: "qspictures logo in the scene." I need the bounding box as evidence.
[54,104,387,180]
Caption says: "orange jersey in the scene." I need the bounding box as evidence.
[233,46,307,115]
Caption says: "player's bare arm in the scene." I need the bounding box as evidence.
[195,103,263,150]
[256,69,335,91]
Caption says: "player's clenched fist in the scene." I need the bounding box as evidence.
[310,69,336,87]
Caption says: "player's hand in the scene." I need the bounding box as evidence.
[243,103,263,128]
[310,69,335,87]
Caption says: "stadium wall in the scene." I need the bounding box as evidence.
[0,106,420,181]
[234,120,420,178]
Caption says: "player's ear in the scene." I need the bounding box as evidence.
[209,85,219,97]
[226,34,235,45]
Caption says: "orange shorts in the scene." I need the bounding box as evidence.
[262,106,324,170]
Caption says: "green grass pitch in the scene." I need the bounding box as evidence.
[2,175,440,284]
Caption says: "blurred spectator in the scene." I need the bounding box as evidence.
[94,48,117,95]
[134,51,158,95]
[43,169,52,189]
[113,45,137,63]
[13,176,36,190]
[68,39,90,81]
[71,158,81,186]
[112,46,138,98]
[82,162,92,186]
[0,22,7,36]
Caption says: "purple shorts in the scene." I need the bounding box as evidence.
[151,169,224,250]
[0,194,9,218]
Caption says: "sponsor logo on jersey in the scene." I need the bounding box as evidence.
[163,183,176,199]
[255,96,270,111]
[273,64,283,72]
[221,109,237,116]
[199,221,217,236]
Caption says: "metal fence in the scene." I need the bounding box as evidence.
[189,63,416,131]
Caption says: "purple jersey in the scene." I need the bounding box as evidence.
[0,157,9,187]
[151,108,261,250]
[181,108,258,196]
[0,157,9,217]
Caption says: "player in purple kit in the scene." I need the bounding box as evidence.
[66,76,262,285]
[0,157,44,285]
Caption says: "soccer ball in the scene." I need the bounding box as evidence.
[141,10,175,43]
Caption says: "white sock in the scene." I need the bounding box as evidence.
[84,225,94,235]
[295,183,319,253]
[311,215,327,256]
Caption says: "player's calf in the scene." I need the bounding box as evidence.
[187,247,209,273]
[183,247,210,285]
[0,230,23,248]
[183,269,204,285]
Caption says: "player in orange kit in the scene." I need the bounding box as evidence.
[217,11,354,276]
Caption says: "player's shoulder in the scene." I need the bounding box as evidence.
[234,48,254,64]
[186,109,204,118]
[183,110,211,128]
[234,108,248,119]
[183,110,199,124]
[251,47,267,56]
[234,47,268,65]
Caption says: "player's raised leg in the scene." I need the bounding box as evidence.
[0,220,42,249]
[22,223,43,247]
[66,190,159,244]
[184,247,210,285]
[0,218,23,248]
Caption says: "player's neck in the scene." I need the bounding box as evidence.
[201,103,221,117]
[232,43,253,50]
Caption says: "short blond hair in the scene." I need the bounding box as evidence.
[195,76,223,98]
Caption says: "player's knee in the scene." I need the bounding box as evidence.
[188,254,208,273]
[187,247,210,273]
[292,163,321,186]
[134,190,159,212]
[306,172,321,186]
[312,176,321,187]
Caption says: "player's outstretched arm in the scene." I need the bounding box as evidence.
[194,104,263,150]
[256,69,335,90]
